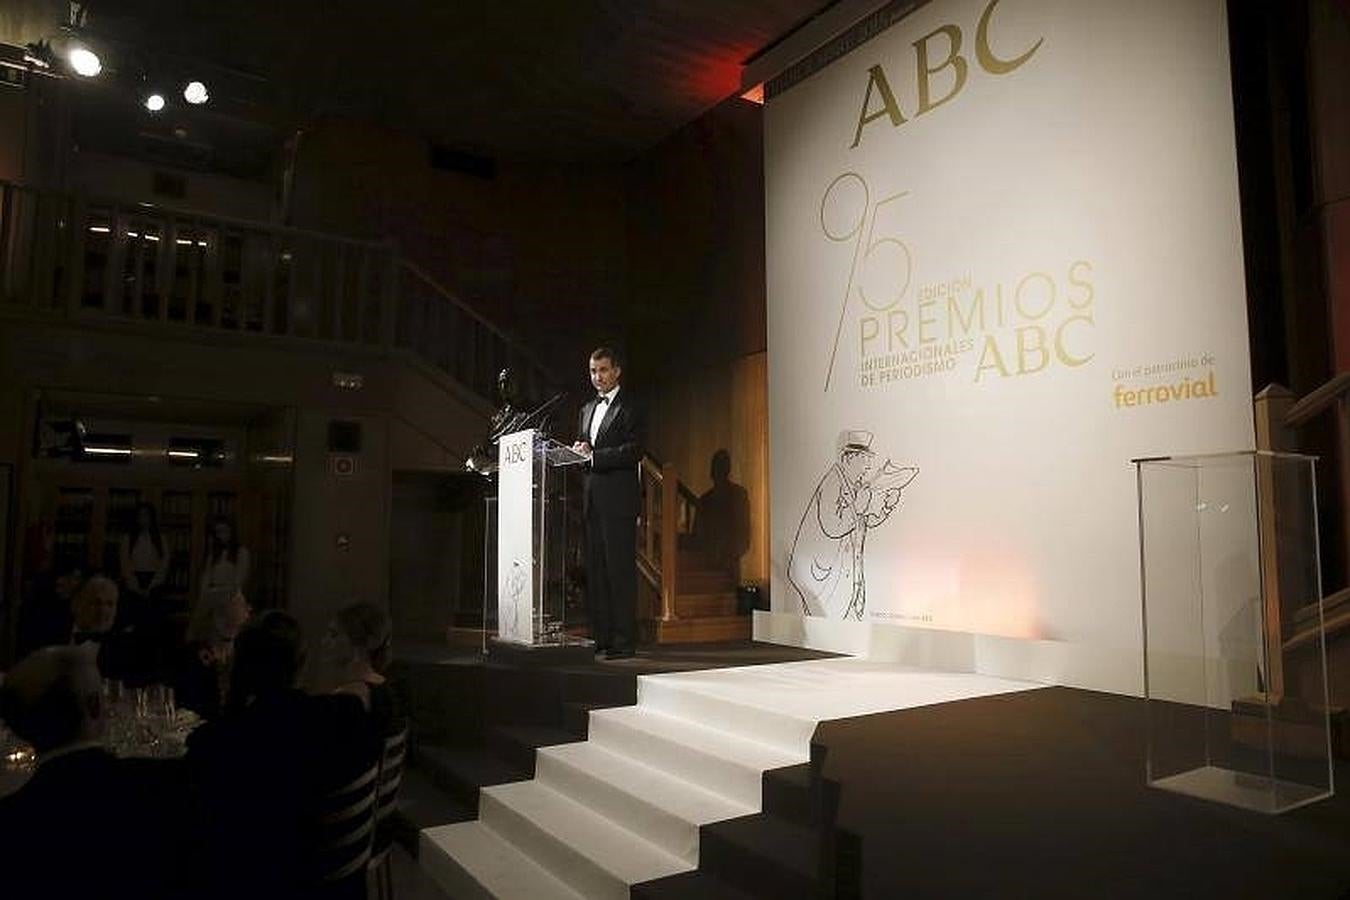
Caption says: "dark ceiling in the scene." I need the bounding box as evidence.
[73,0,835,167]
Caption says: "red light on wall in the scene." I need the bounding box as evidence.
[740,83,765,105]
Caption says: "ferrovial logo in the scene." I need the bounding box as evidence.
[850,0,1044,149]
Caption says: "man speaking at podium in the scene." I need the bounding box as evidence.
[573,347,643,660]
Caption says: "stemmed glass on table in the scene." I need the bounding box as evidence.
[103,680,178,757]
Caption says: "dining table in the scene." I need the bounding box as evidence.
[0,682,201,800]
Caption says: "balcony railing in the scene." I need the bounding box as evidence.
[0,180,554,407]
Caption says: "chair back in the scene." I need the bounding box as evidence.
[371,723,409,861]
[311,758,380,884]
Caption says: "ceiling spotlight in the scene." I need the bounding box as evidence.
[68,46,101,78]
[183,80,209,105]
[145,93,166,112]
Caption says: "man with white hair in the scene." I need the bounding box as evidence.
[70,573,119,643]
[0,646,187,897]
[67,574,157,684]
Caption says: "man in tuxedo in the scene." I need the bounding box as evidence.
[68,574,159,685]
[0,646,190,898]
[573,346,643,659]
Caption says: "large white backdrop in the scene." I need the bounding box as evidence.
[765,0,1254,692]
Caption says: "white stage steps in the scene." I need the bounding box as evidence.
[534,741,750,864]
[419,819,584,900]
[420,659,1037,899]
[420,676,811,898]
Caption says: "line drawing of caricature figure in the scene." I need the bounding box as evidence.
[503,558,529,640]
[787,430,918,620]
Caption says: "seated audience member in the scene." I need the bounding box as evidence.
[69,575,156,685]
[0,647,190,899]
[187,610,379,899]
[70,573,119,643]
[327,602,408,870]
[14,558,84,660]
[176,590,252,719]
[326,601,406,739]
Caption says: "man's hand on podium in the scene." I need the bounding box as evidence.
[572,441,593,461]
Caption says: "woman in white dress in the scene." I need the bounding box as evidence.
[119,503,169,621]
[199,516,250,613]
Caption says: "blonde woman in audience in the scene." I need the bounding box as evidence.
[325,602,403,739]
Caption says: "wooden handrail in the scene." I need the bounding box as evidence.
[1285,372,1350,427]
[637,455,699,623]
[1259,376,1350,703]
[640,458,661,570]
[1280,375,1350,610]
[1286,586,1350,653]
[399,258,538,356]
[659,462,677,622]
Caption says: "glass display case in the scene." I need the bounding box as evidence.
[1134,451,1333,813]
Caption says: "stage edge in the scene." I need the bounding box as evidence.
[753,610,1142,695]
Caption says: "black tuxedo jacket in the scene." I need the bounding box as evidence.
[579,389,643,520]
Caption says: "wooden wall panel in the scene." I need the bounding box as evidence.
[733,351,769,586]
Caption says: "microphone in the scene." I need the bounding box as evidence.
[517,391,568,429]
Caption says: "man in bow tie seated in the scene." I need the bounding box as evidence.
[69,574,156,685]
[0,646,190,898]
[69,573,118,645]
[573,346,644,660]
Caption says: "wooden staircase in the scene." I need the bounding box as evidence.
[636,458,752,644]
[1239,382,1350,757]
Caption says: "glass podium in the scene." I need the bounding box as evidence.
[1134,451,1333,813]
[482,430,589,650]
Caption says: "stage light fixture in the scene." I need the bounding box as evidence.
[67,46,101,77]
[145,92,166,112]
[183,80,209,105]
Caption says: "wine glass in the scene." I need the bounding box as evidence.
[103,683,135,755]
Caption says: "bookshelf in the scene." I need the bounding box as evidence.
[103,488,142,575]
[40,476,242,611]
[161,490,195,596]
[54,488,95,569]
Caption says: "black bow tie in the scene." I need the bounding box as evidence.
[596,395,610,404]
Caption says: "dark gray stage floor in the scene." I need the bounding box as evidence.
[815,686,1350,899]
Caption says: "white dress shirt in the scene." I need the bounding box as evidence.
[589,385,620,445]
